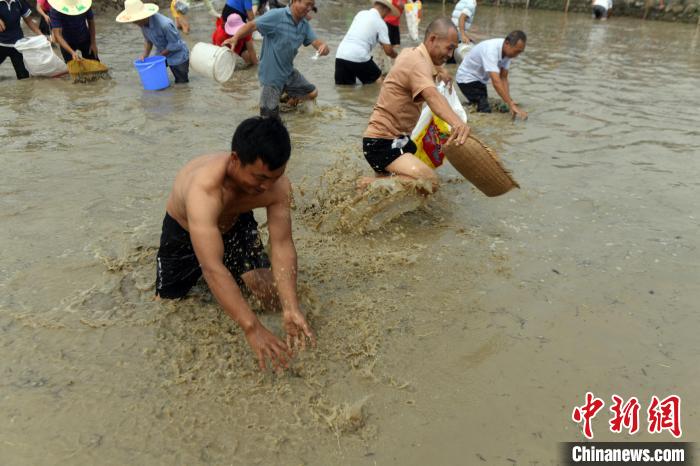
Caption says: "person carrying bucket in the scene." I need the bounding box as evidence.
[116,0,190,84]
[211,13,257,66]
[0,0,44,79]
[47,0,99,63]
[221,0,329,118]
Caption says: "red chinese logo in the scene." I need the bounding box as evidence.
[648,395,682,438]
[572,393,682,439]
[609,395,640,435]
[572,392,605,439]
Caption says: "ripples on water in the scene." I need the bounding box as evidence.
[1,3,700,464]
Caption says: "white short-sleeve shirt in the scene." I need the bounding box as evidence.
[456,38,511,85]
[336,8,391,63]
[593,0,612,9]
[451,0,477,30]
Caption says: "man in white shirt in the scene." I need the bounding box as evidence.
[334,0,398,85]
[456,30,528,119]
[450,0,476,43]
[592,0,612,19]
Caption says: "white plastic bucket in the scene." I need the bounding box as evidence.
[454,43,473,64]
[190,42,235,83]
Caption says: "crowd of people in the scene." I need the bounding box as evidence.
[2,0,539,369]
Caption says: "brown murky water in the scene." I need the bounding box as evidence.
[2,2,700,464]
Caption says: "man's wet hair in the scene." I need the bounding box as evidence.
[505,30,527,45]
[424,17,457,41]
[231,117,291,170]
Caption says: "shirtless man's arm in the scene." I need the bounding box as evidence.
[186,180,291,371]
[266,178,316,351]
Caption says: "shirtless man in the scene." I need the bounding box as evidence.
[155,117,315,371]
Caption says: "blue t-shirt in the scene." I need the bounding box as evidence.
[225,0,251,12]
[141,13,189,66]
[50,8,94,45]
[0,0,31,44]
[255,7,316,88]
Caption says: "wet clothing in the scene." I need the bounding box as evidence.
[57,38,97,62]
[334,57,381,85]
[259,68,315,117]
[155,212,270,299]
[0,0,31,79]
[50,8,93,45]
[386,23,400,46]
[455,38,511,85]
[458,80,490,113]
[0,0,31,44]
[362,136,417,173]
[212,16,251,56]
[336,8,390,64]
[0,45,29,79]
[168,59,189,83]
[141,13,189,66]
[451,0,476,42]
[364,43,438,140]
[384,0,403,44]
[255,6,317,89]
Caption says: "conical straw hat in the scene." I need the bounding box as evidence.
[116,0,159,23]
[47,0,92,16]
[443,135,519,197]
[373,0,400,17]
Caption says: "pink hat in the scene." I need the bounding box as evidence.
[224,13,244,35]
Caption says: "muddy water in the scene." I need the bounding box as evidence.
[2,2,700,464]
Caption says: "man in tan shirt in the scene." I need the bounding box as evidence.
[362,17,470,191]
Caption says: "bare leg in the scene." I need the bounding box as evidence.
[176,15,190,34]
[376,152,439,193]
[241,268,280,312]
[242,40,258,65]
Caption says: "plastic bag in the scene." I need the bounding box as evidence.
[405,1,422,42]
[14,36,67,77]
[410,81,468,169]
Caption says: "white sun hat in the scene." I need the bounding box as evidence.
[116,0,159,23]
[47,0,92,16]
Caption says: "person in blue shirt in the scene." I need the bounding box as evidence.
[223,0,329,117]
[0,0,44,79]
[47,0,99,62]
[117,0,190,84]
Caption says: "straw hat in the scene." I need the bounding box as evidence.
[47,0,92,16]
[224,13,245,35]
[116,0,159,23]
[373,0,400,17]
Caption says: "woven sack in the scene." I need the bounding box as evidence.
[443,135,519,197]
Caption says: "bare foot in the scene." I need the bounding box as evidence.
[356,176,376,193]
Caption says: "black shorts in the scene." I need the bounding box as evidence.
[155,212,270,299]
[386,23,400,46]
[362,136,417,174]
[592,5,607,18]
[457,81,491,113]
[59,39,99,63]
[334,57,382,85]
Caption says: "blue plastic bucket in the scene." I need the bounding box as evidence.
[134,56,169,91]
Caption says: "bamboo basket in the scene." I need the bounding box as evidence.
[443,135,519,197]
